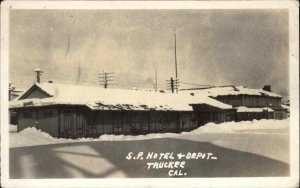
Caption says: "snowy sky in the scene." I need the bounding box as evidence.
[9,9,289,96]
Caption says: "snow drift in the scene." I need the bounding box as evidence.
[189,118,289,134]
[10,118,289,148]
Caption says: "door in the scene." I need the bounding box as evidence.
[60,109,88,138]
[62,110,74,138]
[75,111,85,138]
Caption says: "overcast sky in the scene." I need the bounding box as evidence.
[9,9,289,96]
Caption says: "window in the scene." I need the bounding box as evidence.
[113,125,123,133]
[142,125,148,131]
[279,113,283,119]
[63,109,73,130]
[23,111,32,118]
[87,112,95,126]
[44,109,53,118]
[63,114,73,129]
[182,121,185,128]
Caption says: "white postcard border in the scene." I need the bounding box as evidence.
[1,1,299,188]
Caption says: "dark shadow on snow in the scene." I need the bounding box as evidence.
[10,137,289,178]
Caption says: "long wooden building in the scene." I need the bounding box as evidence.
[9,83,287,138]
[182,85,287,121]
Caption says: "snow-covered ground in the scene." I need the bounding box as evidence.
[9,119,290,178]
[10,118,289,148]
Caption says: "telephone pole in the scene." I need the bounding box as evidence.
[155,69,158,92]
[166,77,179,93]
[9,83,14,101]
[9,83,22,101]
[99,70,114,88]
[174,29,178,93]
[34,68,43,83]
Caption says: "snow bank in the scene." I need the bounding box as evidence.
[10,127,66,147]
[10,127,60,146]
[10,118,289,148]
[98,132,179,141]
[9,125,98,148]
[9,125,180,148]
[189,118,289,134]
[9,124,18,132]
[236,106,274,113]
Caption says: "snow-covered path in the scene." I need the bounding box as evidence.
[9,119,290,178]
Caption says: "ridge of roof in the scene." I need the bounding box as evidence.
[181,85,282,98]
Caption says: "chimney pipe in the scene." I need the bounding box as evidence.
[34,68,43,83]
[263,85,271,92]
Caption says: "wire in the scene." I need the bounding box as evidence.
[179,82,213,87]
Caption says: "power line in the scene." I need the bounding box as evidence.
[11,67,167,90]
[42,74,99,82]
[11,73,166,90]
[179,82,213,87]
[12,73,99,86]
[12,71,162,87]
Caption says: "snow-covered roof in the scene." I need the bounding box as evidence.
[10,83,232,111]
[236,106,274,113]
[181,86,282,98]
[281,104,290,111]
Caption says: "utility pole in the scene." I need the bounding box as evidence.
[155,69,158,92]
[34,68,43,83]
[9,83,13,101]
[174,29,178,93]
[9,83,22,101]
[171,77,174,93]
[99,70,114,88]
[166,77,179,93]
